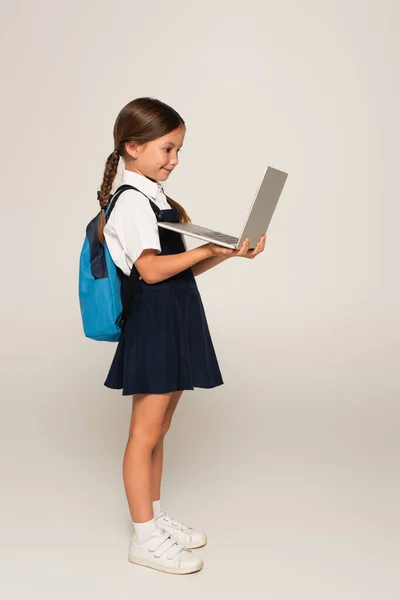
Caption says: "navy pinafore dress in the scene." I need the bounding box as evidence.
[104,203,224,396]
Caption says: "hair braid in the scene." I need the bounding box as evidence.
[165,195,191,223]
[97,149,120,244]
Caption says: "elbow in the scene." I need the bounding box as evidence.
[139,271,153,284]
[134,252,161,285]
[142,274,158,285]
[139,269,160,285]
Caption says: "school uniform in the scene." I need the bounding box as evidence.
[103,169,224,395]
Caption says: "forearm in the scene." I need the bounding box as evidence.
[192,255,230,277]
[139,245,212,284]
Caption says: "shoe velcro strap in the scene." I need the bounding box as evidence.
[163,514,192,533]
[148,532,183,560]
[165,541,184,560]
[154,538,181,559]
[147,531,170,553]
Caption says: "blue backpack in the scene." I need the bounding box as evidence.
[79,184,163,341]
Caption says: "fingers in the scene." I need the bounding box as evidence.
[232,235,267,259]
[238,238,250,256]
[261,233,266,251]
[252,234,266,257]
[247,241,260,259]
[245,234,266,259]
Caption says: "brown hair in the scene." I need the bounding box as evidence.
[97,97,190,244]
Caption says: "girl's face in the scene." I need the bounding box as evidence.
[125,125,186,182]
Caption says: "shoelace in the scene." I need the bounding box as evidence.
[158,511,193,533]
[150,530,185,559]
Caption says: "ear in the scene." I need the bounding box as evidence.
[124,141,141,159]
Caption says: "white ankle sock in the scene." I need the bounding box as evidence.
[133,518,157,543]
[153,499,162,518]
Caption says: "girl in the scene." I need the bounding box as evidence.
[97,97,266,575]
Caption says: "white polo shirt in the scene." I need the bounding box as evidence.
[104,169,176,276]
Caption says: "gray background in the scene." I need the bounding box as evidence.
[1,0,399,598]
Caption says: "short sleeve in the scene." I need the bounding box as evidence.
[104,190,161,274]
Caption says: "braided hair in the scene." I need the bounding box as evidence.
[97,98,190,244]
[97,149,120,244]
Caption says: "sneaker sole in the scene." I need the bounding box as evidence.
[128,555,203,575]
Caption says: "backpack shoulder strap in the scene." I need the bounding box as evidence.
[106,184,165,327]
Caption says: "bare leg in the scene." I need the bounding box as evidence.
[151,391,184,504]
[124,392,172,523]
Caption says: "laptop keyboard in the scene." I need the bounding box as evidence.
[181,223,239,245]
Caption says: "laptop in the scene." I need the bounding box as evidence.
[158,166,288,249]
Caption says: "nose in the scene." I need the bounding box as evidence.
[169,150,179,167]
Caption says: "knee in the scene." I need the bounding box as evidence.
[129,423,164,450]
[161,418,172,438]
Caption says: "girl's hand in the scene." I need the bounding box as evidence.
[204,243,238,257]
[234,234,267,259]
[204,234,266,259]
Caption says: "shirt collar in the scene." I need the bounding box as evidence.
[121,169,162,200]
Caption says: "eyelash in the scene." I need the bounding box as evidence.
[164,148,181,153]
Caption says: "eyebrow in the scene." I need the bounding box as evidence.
[164,142,183,148]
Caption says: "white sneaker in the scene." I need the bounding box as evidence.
[155,511,207,549]
[128,527,203,575]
